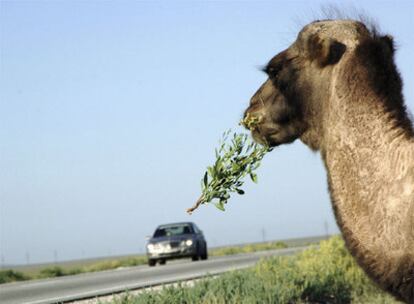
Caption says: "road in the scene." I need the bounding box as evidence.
[0,247,306,304]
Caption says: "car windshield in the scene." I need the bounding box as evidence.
[153,225,191,238]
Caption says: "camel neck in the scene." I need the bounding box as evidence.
[321,96,414,255]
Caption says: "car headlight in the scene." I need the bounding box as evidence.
[185,239,193,246]
[147,244,154,251]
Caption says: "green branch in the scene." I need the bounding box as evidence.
[187,130,271,214]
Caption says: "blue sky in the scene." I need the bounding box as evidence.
[1,0,413,265]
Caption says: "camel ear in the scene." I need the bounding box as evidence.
[308,35,346,67]
[380,35,395,53]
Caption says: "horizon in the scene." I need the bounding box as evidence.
[3,234,329,268]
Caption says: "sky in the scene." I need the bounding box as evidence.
[1,0,413,265]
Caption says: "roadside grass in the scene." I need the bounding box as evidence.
[210,241,287,256]
[107,236,398,304]
[0,239,303,283]
[0,256,149,282]
[82,256,148,273]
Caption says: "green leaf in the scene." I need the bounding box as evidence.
[203,171,208,187]
[250,173,258,183]
[236,188,245,195]
[207,166,215,178]
[215,201,226,211]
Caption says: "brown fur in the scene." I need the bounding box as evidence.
[243,19,414,303]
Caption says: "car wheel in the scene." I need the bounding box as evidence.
[159,259,166,265]
[148,259,156,267]
[201,248,208,260]
[192,244,200,261]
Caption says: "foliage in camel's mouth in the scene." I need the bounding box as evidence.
[187,130,271,214]
[240,113,263,131]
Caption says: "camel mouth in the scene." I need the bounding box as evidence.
[251,129,281,147]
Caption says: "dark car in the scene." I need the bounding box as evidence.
[146,222,208,266]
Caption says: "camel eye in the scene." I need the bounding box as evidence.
[261,66,269,74]
[263,64,282,78]
[261,66,272,75]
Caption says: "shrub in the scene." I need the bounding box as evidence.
[0,269,29,284]
[39,266,65,278]
[66,268,82,275]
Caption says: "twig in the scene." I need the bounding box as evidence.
[186,195,205,215]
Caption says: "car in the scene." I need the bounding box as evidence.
[146,222,208,266]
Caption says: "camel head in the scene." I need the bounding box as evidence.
[243,19,397,150]
[243,19,414,303]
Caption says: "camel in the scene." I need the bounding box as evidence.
[243,19,414,303]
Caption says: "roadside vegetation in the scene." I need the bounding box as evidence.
[0,270,29,284]
[210,240,287,256]
[108,236,397,304]
[0,240,291,283]
[0,256,148,283]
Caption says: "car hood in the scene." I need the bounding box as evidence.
[149,235,193,244]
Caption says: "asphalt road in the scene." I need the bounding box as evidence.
[0,247,306,304]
